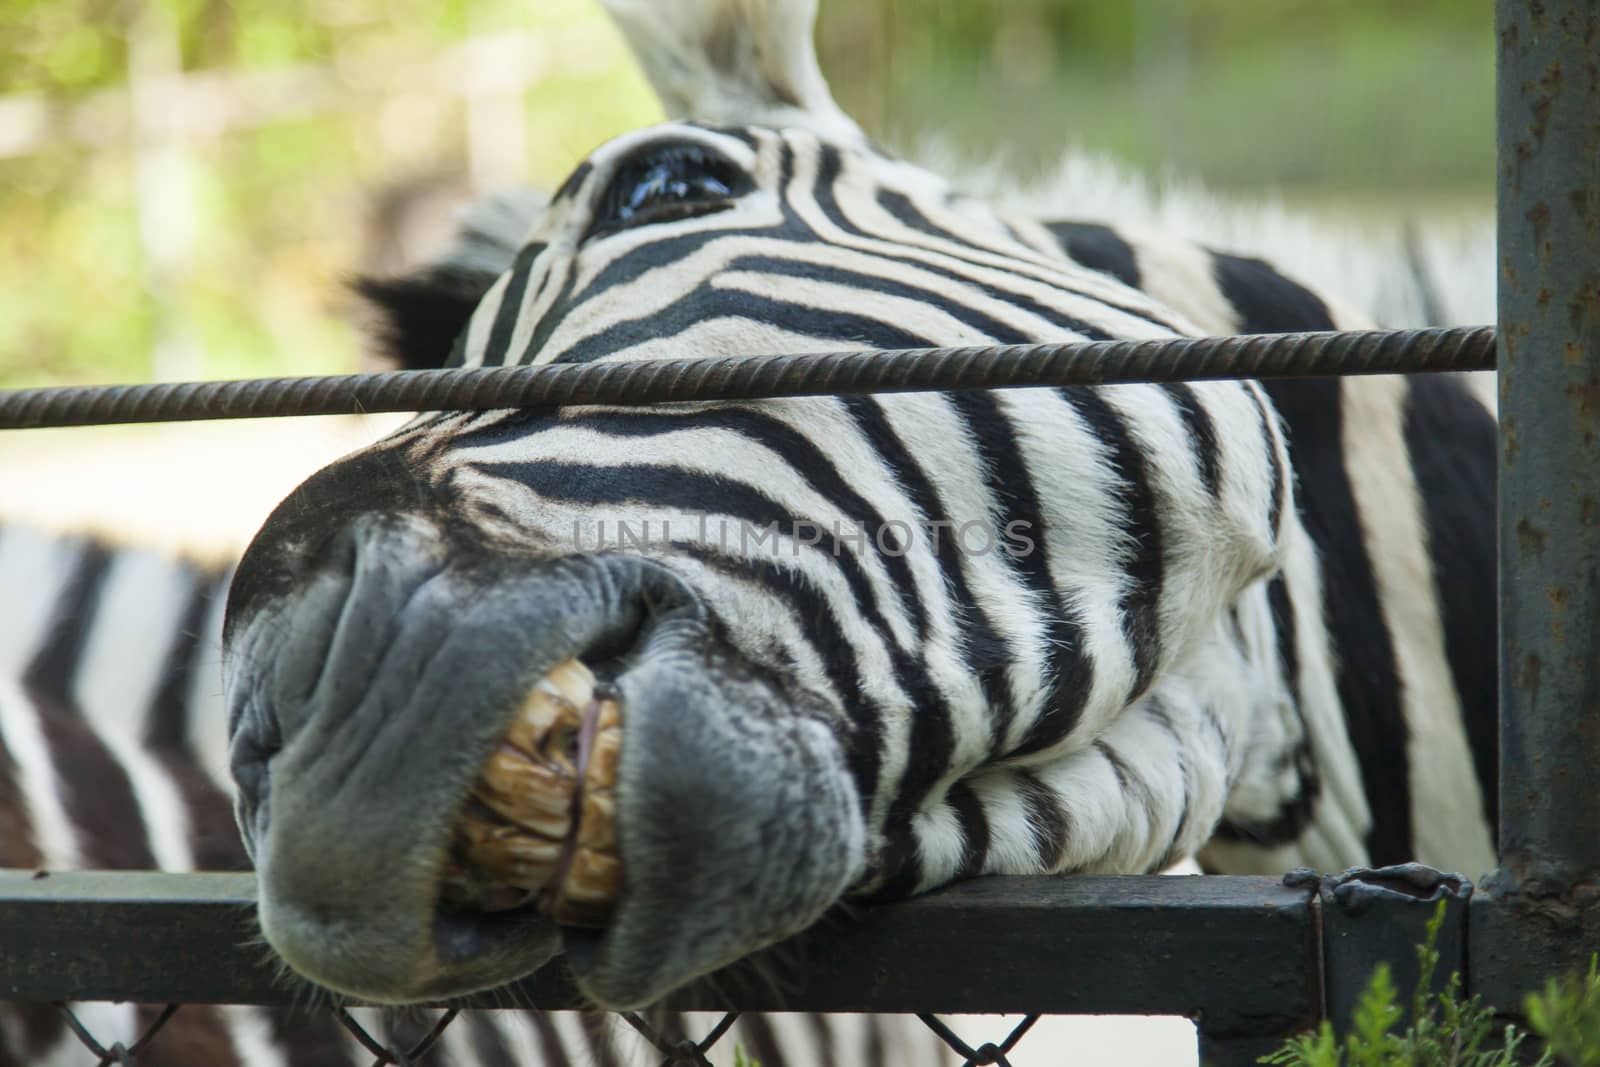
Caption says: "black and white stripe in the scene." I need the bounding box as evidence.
[343,119,1501,899]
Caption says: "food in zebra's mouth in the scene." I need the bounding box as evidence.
[441,658,623,927]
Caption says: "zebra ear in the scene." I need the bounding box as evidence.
[354,268,496,372]
[355,187,547,371]
[601,0,866,145]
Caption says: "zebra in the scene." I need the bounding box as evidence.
[215,0,1499,1016]
[3,0,1497,1059]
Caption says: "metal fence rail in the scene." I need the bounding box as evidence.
[0,870,1321,1063]
[0,1,1595,1064]
[0,872,1312,1017]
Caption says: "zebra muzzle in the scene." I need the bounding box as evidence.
[441,659,622,927]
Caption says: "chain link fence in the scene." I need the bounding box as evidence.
[48,1001,1048,1067]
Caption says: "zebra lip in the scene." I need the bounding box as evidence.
[430,901,551,968]
[559,923,606,977]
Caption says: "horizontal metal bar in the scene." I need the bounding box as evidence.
[0,326,1494,429]
[651,873,1320,1034]
[0,870,1316,1034]
[0,871,271,1006]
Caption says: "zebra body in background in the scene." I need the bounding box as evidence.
[3,0,1498,1060]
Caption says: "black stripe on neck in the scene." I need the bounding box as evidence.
[22,540,112,702]
[1402,375,1498,841]
[1261,377,1412,863]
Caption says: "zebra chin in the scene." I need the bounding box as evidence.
[224,510,867,1008]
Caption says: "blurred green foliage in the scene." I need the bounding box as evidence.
[819,0,1492,189]
[0,0,659,387]
[2,0,472,92]
[1261,900,1600,1066]
[1529,956,1600,1067]
[0,0,1493,388]
[1262,901,1554,1067]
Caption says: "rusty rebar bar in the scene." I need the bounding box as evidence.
[0,326,1494,430]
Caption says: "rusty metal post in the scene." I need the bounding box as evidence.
[1478,0,1600,1008]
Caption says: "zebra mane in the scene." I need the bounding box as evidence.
[936,145,1495,331]
[599,0,866,146]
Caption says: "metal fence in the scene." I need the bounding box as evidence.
[1,2,1595,1064]
[39,996,1042,1067]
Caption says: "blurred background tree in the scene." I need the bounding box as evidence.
[0,0,1493,388]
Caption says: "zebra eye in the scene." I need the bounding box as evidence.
[586,141,751,240]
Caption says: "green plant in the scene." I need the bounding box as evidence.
[1527,956,1600,1067]
[1260,899,1561,1067]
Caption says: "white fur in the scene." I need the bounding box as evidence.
[216,1007,289,1067]
[73,550,194,738]
[0,525,83,677]
[186,584,235,797]
[1203,518,1375,874]
[872,392,1053,757]
[21,1003,139,1067]
[937,146,1493,331]
[601,0,866,145]
[0,679,83,870]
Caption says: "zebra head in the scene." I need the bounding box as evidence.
[224,0,1295,1009]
